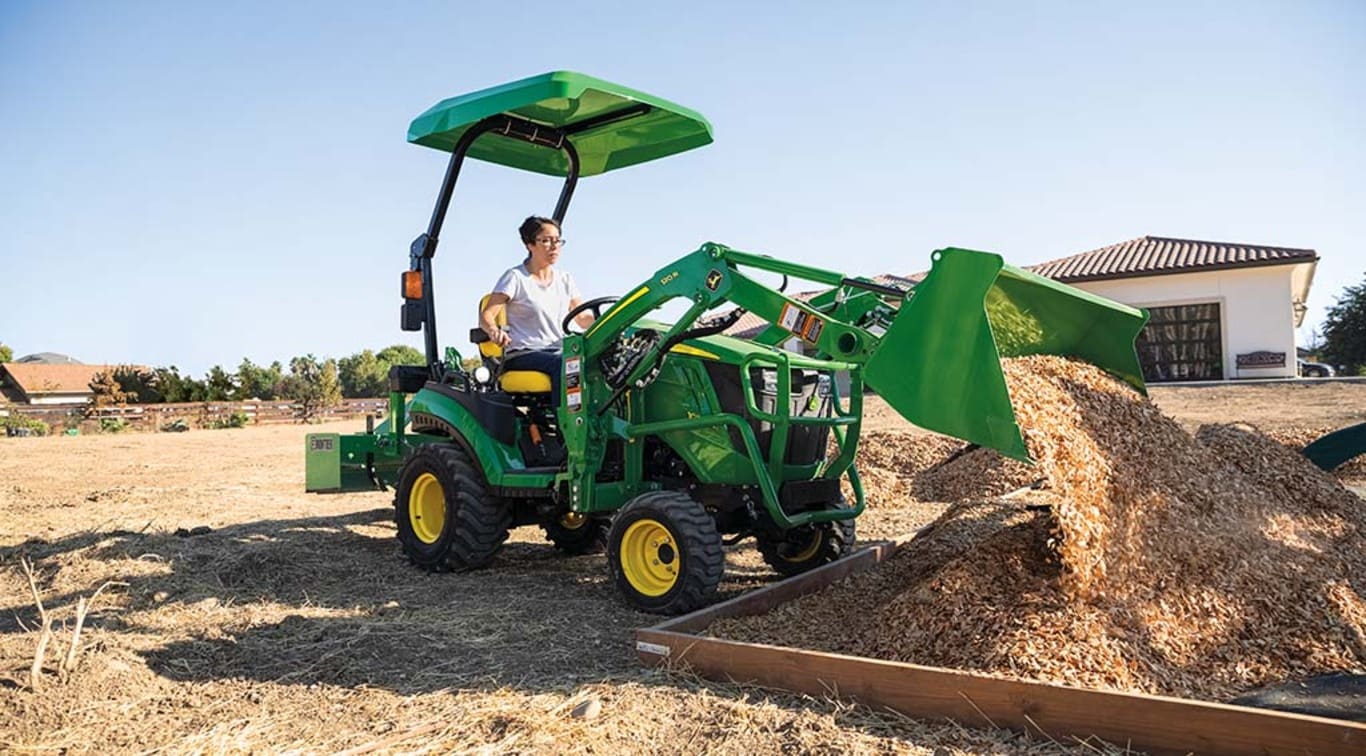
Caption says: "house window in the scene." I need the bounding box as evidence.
[1137,303,1223,382]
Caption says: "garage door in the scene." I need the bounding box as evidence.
[1136,303,1223,382]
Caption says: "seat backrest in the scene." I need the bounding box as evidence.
[476,294,504,360]
[475,294,555,396]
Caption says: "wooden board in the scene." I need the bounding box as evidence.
[636,539,1366,756]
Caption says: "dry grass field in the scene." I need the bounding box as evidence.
[1,380,1362,753]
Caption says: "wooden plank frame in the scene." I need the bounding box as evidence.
[635,537,1366,756]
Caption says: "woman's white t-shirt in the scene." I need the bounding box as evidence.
[492,263,582,352]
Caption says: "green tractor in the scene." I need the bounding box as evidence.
[306,72,1149,614]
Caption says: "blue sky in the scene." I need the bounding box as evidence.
[2,1,1362,375]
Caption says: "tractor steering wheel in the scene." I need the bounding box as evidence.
[563,296,619,335]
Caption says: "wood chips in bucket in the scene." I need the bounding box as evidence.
[716,356,1366,701]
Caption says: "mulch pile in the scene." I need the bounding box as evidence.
[1259,425,1366,480]
[843,431,962,506]
[716,356,1366,700]
[912,445,1038,502]
[908,423,1363,507]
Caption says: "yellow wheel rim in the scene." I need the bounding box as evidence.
[409,472,445,544]
[620,519,680,597]
[783,529,824,563]
[560,512,587,529]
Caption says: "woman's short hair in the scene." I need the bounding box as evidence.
[519,216,560,245]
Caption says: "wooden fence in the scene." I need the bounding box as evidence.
[3,398,388,433]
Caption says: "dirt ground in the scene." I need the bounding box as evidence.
[1,380,1363,753]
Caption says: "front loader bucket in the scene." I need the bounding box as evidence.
[864,247,1148,462]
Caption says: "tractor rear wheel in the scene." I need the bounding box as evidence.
[607,491,723,615]
[394,443,510,571]
[756,500,855,577]
[542,512,608,555]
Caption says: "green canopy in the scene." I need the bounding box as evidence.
[408,71,713,177]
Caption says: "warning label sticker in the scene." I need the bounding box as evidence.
[566,387,582,411]
[804,317,824,343]
[778,303,826,345]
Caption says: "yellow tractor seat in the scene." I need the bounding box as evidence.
[477,294,554,394]
[500,370,552,393]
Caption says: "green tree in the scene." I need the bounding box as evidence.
[337,349,388,398]
[376,344,424,367]
[235,358,283,400]
[0,343,12,363]
[281,354,342,420]
[112,365,160,403]
[153,366,206,403]
[1322,274,1366,374]
[204,365,236,401]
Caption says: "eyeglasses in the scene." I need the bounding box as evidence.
[535,237,566,247]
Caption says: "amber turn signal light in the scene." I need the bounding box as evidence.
[402,270,423,300]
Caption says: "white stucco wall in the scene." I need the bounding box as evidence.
[1070,265,1299,380]
[27,393,92,406]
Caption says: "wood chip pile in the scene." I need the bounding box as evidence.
[909,422,1362,506]
[1258,425,1366,480]
[840,431,963,506]
[912,445,1038,502]
[716,356,1366,700]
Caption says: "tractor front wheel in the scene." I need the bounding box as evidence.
[756,501,855,577]
[542,512,609,555]
[394,444,510,571]
[607,491,723,615]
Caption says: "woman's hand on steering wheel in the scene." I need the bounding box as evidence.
[563,296,619,335]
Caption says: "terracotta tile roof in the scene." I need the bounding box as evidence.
[1027,236,1318,283]
[1,363,123,396]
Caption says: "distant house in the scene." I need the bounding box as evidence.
[725,235,1318,384]
[0,362,124,405]
[14,352,84,365]
[1029,236,1317,382]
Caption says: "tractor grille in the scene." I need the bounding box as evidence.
[704,363,832,466]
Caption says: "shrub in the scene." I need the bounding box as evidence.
[209,410,250,429]
[99,417,130,434]
[3,415,49,437]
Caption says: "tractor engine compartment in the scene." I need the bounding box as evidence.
[704,363,835,466]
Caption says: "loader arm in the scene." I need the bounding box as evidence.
[571,242,1147,463]
[579,244,899,369]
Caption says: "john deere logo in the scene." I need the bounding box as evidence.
[705,269,723,291]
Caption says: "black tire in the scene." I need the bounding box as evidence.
[542,513,609,555]
[394,443,510,571]
[756,500,856,577]
[607,491,723,615]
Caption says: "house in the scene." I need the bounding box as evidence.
[0,362,125,405]
[726,235,1318,384]
[1029,236,1317,382]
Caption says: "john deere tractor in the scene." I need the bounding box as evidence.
[306,72,1149,614]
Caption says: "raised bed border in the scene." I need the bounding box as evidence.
[635,536,1365,756]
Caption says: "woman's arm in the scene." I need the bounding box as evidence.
[480,293,512,346]
[568,297,596,329]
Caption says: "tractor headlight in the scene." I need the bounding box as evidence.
[472,365,492,385]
